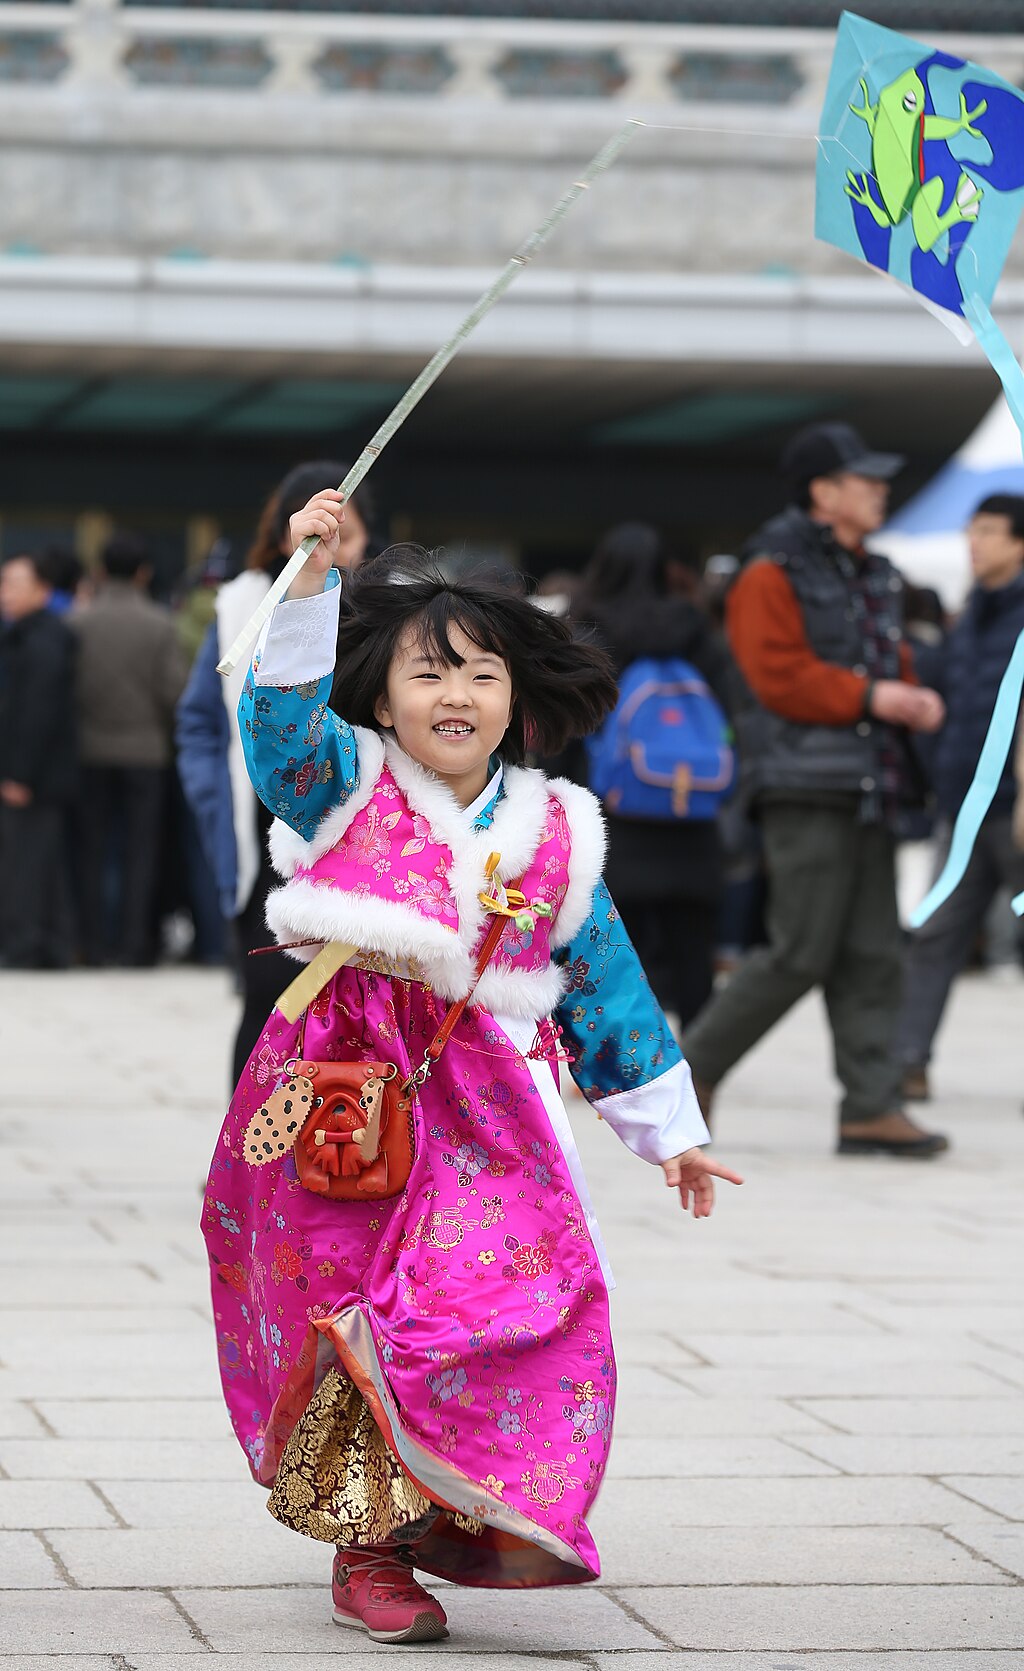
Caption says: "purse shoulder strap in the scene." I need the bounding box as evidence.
[280,873,525,1080]
[413,897,517,1082]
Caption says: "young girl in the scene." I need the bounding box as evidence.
[203,490,742,1645]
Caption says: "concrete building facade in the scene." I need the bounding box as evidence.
[1,0,1021,575]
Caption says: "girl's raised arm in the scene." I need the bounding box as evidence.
[237,567,359,839]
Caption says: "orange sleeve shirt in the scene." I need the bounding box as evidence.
[726,560,917,728]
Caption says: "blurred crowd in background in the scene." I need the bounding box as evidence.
[2,430,1023,1121]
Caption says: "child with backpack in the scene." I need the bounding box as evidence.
[203,493,742,1644]
[576,524,735,1032]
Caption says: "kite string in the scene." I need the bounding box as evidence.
[215,116,642,677]
[632,119,870,177]
[633,118,820,141]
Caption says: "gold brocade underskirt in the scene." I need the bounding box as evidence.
[267,1367,436,1546]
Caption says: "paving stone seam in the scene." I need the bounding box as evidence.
[961,1360,1024,1394]
[24,1402,58,1438]
[934,1478,1019,1523]
[972,1333,1024,1366]
[38,1399,221,1407]
[663,1338,715,1367]
[0,1654,1012,1663]
[784,1400,854,1435]
[637,1370,704,1395]
[824,1303,898,1337]
[599,1578,1022,1590]
[763,1438,849,1474]
[33,1578,1024,1591]
[940,1527,1024,1583]
[162,1588,215,1650]
[32,1529,77,1587]
[85,1483,130,1530]
[599,1590,679,1648]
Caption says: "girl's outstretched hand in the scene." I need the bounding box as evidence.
[286,490,347,598]
[661,1148,744,1219]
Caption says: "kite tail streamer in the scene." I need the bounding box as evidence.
[910,625,1024,927]
[216,118,641,678]
[962,294,1024,444]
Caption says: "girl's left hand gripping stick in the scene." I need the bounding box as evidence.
[215,119,642,679]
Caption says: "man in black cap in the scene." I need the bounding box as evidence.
[680,421,950,1156]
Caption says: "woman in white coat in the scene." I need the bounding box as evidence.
[177,460,374,1080]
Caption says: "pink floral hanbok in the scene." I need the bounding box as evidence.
[202,581,709,1588]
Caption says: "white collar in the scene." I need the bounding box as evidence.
[462,762,503,825]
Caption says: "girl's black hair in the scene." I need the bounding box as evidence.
[330,545,618,766]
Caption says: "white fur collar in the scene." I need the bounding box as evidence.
[544,778,607,948]
[383,737,552,964]
[265,878,474,990]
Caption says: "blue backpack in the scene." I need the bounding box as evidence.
[586,657,734,821]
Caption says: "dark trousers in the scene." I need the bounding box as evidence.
[615,896,718,1031]
[0,802,73,967]
[896,813,1024,1068]
[79,765,165,965]
[681,802,903,1123]
[232,851,293,1088]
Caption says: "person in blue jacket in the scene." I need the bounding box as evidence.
[896,493,1024,1100]
[177,461,374,1082]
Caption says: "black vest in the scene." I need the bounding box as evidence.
[734,511,904,802]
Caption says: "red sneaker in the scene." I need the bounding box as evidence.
[332,1546,449,1644]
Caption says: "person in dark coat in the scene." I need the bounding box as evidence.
[574,523,732,1030]
[680,423,948,1157]
[896,493,1024,1099]
[73,533,189,966]
[0,554,77,967]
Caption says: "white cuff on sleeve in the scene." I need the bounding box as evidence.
[253,579,341,686]
[592,1057,710,1165]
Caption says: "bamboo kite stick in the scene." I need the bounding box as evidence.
[216,117,642,677]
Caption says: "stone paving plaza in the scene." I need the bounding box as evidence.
[2,965,1023,1669]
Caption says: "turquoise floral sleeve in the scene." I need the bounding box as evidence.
[239,666,359,838]
[553,879,683,1102]
[238,573,359,839]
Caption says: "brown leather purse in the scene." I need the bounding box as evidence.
[291,1059,412,1200]
[282,880,524,1202]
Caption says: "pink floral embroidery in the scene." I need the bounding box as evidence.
[405,871,451,920]
[512,1240,554,1279]
[271,1241,302,1282]
[346,804,400,876]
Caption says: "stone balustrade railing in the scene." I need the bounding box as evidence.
[1,0,1021,108]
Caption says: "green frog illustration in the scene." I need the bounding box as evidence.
[845,69,988,253]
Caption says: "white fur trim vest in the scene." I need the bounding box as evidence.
[266,732,606,1020]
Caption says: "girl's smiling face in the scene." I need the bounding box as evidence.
[373,620,514,808]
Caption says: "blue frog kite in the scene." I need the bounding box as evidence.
[843,49,1024,317]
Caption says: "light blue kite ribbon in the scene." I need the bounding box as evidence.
[910,624,1024,926]
[962,293,1024,444]
[910,293,1024,928]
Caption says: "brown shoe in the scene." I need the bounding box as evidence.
[837,1109,949,1158]
[902,1065,931,1102]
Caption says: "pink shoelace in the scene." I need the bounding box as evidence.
[338,1549,424,1602]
